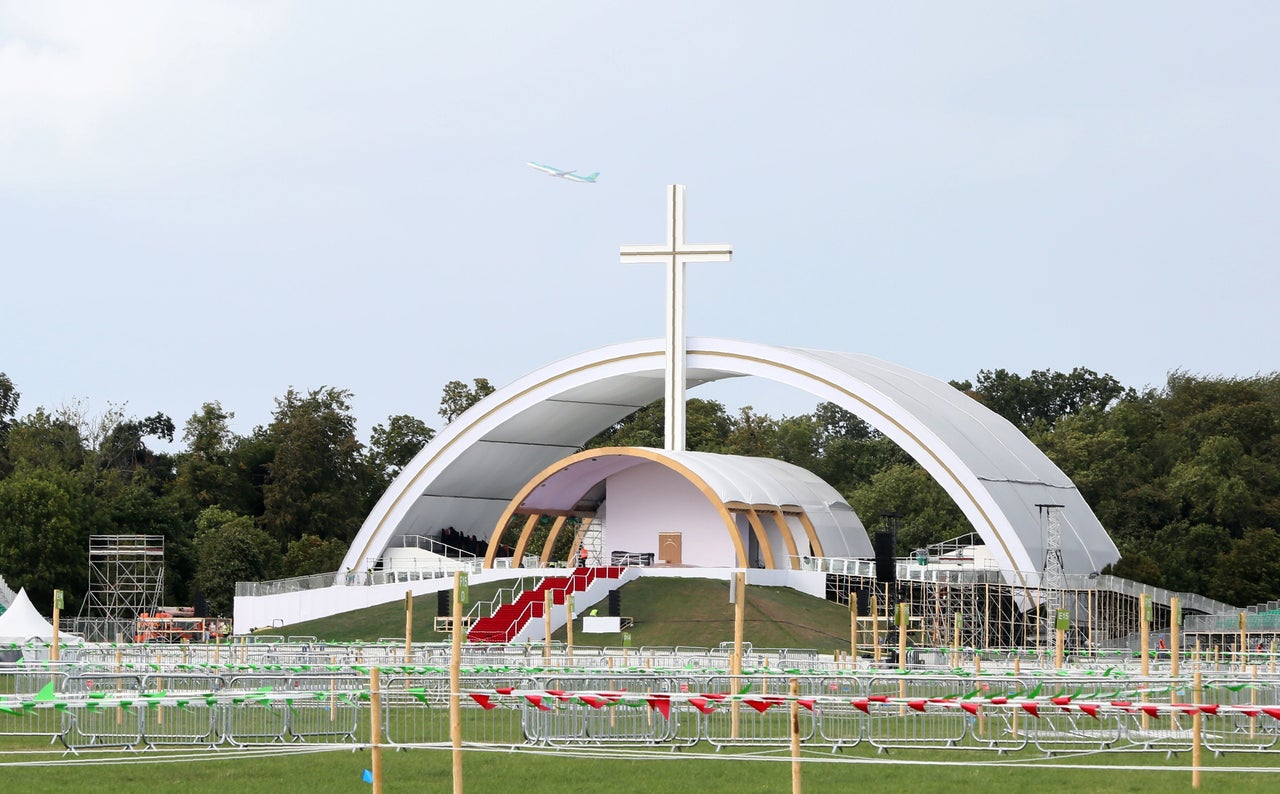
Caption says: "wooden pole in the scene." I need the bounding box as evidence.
[1250,664,1258,739]
[404,590,414,664]
[790,677,802,794]
[897,603,908,716]
[1011,656,1020,739]
[1140,593,1150,731]
[371,667,383,794]
[870,595,881,664]
[897,602,908,670]
[951,612,961,669]
[1191,669,1202,789]
[450,572,464,794]
[543,591,553,666]
[1239,612,1248,671]
[566,593,574,662]
[1170,596,1181,677]
[116,643,123,725]
[732,571,746,739]
[50,590,61,663]
[850,594,857,663]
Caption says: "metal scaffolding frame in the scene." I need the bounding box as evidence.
[829,570,1183,654]
[78,535,165,642]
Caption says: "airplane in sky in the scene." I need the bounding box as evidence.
[527,161,600,183]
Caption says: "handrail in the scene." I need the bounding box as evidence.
[792,555,1235,615]
[235,557,510,598]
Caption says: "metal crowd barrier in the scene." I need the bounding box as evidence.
[11,654,1280,757]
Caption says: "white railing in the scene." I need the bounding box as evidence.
[236,557,515,598]
[791,555,1234,614]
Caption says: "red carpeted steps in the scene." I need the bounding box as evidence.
[466,566,624,643]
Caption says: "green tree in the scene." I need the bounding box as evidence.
[1209,527,1280,607]
[173,402,249,512]
[280,534,349,578]
[193,506,278,615]
[587,398,732,452]
[367,414,435,500]
[846,464,969,552]
[261,387,369,545]
[0,468,96,611]
[0,372,18,476]
[724,406,780,457]
[965,367,1125,431]
[5,407,86,472]
[100,483,194,604]
[438,378,495,424]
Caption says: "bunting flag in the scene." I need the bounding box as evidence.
[469,693,496,710]
[646,697,671,719]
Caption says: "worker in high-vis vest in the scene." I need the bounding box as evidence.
[578,546,588,567]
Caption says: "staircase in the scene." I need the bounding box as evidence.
[467,567,625,643]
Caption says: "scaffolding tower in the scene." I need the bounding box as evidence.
[78,535,165,642]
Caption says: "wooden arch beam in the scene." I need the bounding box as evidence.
[484,447,748,569]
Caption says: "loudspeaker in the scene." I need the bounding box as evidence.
[608,589,621,617]
[874,529,897,583]
[437,589,451,617]
[854,587,871,617]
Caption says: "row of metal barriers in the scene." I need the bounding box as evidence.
[4,667,1280,755]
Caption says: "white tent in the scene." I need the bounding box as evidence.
[0,588,80,645]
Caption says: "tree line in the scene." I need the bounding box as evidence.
[0,366,1276,616]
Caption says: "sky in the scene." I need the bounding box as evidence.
[2,1,1277,451]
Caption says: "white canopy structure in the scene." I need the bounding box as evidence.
[0,588,79,645]
[342,337,1119,589]
[487,447,871,569]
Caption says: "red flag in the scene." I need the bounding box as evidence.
[1079,704,1099,719]
[495,687,514,695]
[524,695,551,711]
[960,702,980,716]
[689,697,715,714]
[646,697,671,719]
[852,699,870,713]
[798,699,815,712]
[745,699,771,713]
[1021,703,1039,717]
[469,693,497,710]
[908,700,927,712]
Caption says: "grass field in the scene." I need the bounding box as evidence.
[276,576,857,653]
[9,577,1270,790]
[2,739,1279,793]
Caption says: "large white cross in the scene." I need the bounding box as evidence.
[620,185,732,451]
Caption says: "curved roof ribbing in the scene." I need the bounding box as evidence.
[341,337,1119,587]
[496,447,871,563]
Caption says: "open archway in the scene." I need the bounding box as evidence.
[341,337,1118,588]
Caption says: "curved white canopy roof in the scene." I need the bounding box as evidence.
[341,337,1119,586]
[509,447,871,560]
